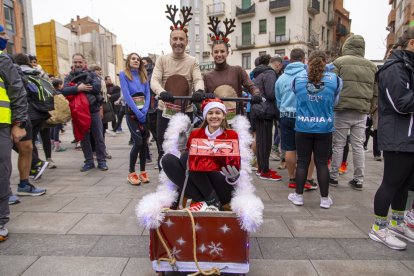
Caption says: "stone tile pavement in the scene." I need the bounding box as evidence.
[1,123,413,275]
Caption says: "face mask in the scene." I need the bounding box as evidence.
[0,37,8,51]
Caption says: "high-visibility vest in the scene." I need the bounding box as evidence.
[0,50,11,124]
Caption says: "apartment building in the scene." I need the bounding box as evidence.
[386,0,414,56]
[0,0,35,54]
[182,0,350,72]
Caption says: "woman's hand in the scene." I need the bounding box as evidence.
[221,165,240,183]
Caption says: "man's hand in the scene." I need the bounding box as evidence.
[191,90,204,103]
[11,126,26,144]
[159,91,174,103]
[77,83,93,92]
[250,95,263,104]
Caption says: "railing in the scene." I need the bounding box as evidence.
[235,34,256,49]
[336,23,348,37]
[236,2,255,18]
[269,0,290,12]
[308,0,320,15]
[207,2,225,16]
[269,30,290,45]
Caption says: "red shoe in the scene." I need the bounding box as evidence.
[188,201,208,212]
[339,162,348,175]
[288,178,296,188]
[255,169,262,176]
[259,170,282,181]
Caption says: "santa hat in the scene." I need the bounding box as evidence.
[202,98,227,119]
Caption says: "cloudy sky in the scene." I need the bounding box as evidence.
[31,0,390,60]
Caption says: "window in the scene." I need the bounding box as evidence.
[242,53,251,69]
[275,16,286,42]
[242,0,251,9]
[321,26,325,43]
[308,18,312,41]
[259,19,267,34]
[275,49,285,57]
[327,29,330,48]
[242,22,252,45]
[4,4,15,33]
[322,0,326,12]
[259,51,267,56]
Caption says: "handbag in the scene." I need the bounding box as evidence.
[102,101,115,123]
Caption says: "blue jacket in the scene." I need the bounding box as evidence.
[292,71,342,133]
[119,70,150,123]
[275,62,306,117]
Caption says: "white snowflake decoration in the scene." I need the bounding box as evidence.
[199,243,207,253]
[164,219,174,228]
[208,241,224,256]
[171,247,181,259]
[195,223,202,232]
[220,224,231,234]
[176,237,186,246]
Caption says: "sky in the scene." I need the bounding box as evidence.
[31,0,390,60]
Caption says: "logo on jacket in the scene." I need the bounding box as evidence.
[297,116,332,123]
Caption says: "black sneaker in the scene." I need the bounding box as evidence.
[31,161,49,181]
[305,179,318,190]
[349,179,363,191]
[329,178,338,187]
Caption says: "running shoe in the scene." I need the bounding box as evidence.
[320,195,333,209]
[17,183,46,196]
[139,171,150,183]
[404,210,414,229]
[338,162,347,175]
[127,172,141,185]
[288,193,304,206]
[369,226,406,250]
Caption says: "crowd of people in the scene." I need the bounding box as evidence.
[1,6,414,253]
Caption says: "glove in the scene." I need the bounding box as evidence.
[251,94,263,104]
[204,93,215,99]
[159,91,174,103]
[191,90,204,103]
[221,165,240,185]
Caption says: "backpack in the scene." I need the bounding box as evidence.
[26,75,55,113]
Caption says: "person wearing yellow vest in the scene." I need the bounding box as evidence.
[0,24,29,242]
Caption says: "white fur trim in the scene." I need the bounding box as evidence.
[202,102,227,119]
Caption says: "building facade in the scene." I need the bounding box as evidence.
[386,0,414,57]
[182,0,350,72]
[0,0,35,54]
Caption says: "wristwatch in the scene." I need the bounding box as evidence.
[12,121,27,129]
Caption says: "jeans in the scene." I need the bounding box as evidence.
[0,127,12,227]
[81,111,106,164]
[330,110,367,181]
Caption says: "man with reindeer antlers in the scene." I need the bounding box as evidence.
[151,4,208,169]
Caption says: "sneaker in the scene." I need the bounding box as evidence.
[288,181,312,190]
[374,156,382,161]
[259,170,282,181]
[388,222,414,242]
[154,164,159,169]
[31,161,49,181]
[17,183,46,196]
[288,178,296,188]
[205,205,220,212]
[305,179,318,190]
[404,210,414,229]
[127,172,141,185]
[288,193,304,206]
[80,162,95,172]
[0,227,8,242]
[338,162,347,175]
[369,226,407,250]
[75,142,82,150]
[55,147,67,152]
[349,179,363,191]
[189,201,208,212]
[97,162,109,171]
[47,159,57,169]
[139,171,150,183]
[146,159,153,165]
[116,130,123,134]
[255,169,262,176]
[105,152,112,160]
[278,161,286,170]
[8,194,20,205]
[329,178,338,187]
[320,195,333,209]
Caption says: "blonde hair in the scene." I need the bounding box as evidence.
[125,53,148,83]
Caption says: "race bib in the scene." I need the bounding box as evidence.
[132,96,145,109]
[162,102,181,119]
[226,108,237,124]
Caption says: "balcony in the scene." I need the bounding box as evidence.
[326,13,335,26]
[235,34,256,49]
[336,23,348,37]
[387,32,395,47]
[236,3,255,18]
[269,0,290,13]
[207,2,225,17]
[388,9,396,25]
[308,0,320,15]
[269,30,290,45]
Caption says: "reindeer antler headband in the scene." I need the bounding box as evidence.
[208,16,236,44]
[165,4,193,33]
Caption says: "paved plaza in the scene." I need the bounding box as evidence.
[1,123,413,276]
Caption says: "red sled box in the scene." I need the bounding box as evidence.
[188,139,240,172]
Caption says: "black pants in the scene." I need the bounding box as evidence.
[255,119,273,173]
[40,127,51,159]
[374,151,414,216]
[364,116,373,148]
[126,114,148,172]
[372,130,381,157]
[156,110,193,170]
[31,118,46,168]
[295,132,332,197]
[161,152,234,205]
[114,106,125,131]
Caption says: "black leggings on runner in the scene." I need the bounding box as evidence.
[374,151,414,216]
[126,115,148,173]
[255,119,273,173]
[161,152,234,205]
[295,132,332,197]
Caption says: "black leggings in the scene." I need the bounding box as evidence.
[161,152,234,205]
[295,132,332,197]
[40,127,51,159]
[126,115,148,173]
[374,151,414,216]
[255,119,273,173]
